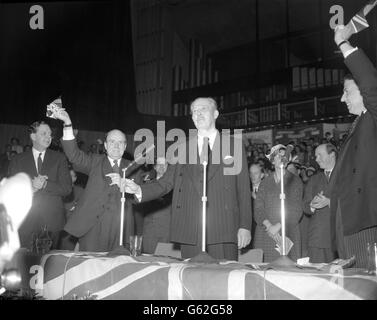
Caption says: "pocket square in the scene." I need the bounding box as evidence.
[224,155,234,160]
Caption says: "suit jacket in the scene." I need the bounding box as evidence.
[329,49,377,237]
[8,149,71,244]
[303,171,331,249]
[61,139,134,241]
[140,133,252,245]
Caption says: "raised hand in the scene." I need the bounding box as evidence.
[52,108,72,126]
[334,24,354,45]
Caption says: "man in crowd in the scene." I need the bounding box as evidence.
[136,156,173,254]
[124,97,252,260]
[54,110,135,252]
[303,143,337,263]
[249,162,264,200]
[10,137,23,154]
[0,144,12,180]
[329,25,377,267]
[8,121,72,249]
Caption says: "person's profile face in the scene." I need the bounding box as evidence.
[104,130,127,160]
[315,145,334,170]
[341,79,364,116]
[191,98,219,131]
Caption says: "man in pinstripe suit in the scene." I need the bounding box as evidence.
[124,97,252,260]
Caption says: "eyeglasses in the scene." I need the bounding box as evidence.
[107,140,126,147]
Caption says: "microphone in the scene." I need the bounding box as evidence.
[122,144,155,176]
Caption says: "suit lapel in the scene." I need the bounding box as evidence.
[102,156,114,184]
[207,132,221,182]
[343,114,363,145]
[41,149,52,176]
[26,150,38,177]
[186,136,202,195]
[329,115,361,191]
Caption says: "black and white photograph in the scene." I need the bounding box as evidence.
[0,0,377,305]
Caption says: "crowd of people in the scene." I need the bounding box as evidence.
[0,25,376,269]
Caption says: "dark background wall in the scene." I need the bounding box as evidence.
[0,0,140,132]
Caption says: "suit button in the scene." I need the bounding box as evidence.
[179,188,182,192]
[176,205,181,209]
[179,173,183,177]
[357,188,362,193]
[352,168,356,173]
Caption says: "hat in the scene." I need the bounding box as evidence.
[265,144,286,161]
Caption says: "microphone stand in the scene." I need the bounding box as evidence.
[107,145,155,256]
[269,163,296,268]
[107,164,133,256]
[189,138,217,263]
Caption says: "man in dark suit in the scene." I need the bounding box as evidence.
[329,25,377,268]
[124,97,252,260]
[8,121,72,249]
[136,156,172,254]
[55,110,135,252]
[303,143,337,263]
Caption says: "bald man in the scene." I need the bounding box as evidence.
[124,97,252,260]
[56,110,134,252]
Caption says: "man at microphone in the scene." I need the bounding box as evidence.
[124,97,252,260]
[54,110,135,252]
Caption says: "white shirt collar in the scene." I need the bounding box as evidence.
[108,157,121,167]
[32,147,46,161]
[197,130,218,150]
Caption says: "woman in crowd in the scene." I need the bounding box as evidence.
[253,144,303,262]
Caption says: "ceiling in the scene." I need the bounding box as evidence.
[163,0,357,54]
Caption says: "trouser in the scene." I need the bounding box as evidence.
[179,221,238,261]
[335,202,377,268]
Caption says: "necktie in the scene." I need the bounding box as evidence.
[200,137,211,165]
[325,171,331,182]
[112,159,120,174]
[37,153,43,174]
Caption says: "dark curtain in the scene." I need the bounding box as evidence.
[0,0,138,132]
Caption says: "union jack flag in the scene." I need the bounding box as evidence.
[349,0,377,34]
[36,251,377,300]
